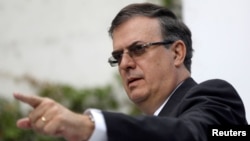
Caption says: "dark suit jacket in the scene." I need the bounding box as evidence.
[102,77,248,141]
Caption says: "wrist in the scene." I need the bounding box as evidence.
[75,113,95,141]
[87,113,95,124]
[83,109,107,141]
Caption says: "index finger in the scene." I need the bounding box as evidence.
[13,92,43,108]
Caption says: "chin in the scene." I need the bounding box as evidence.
[129,91,148,104]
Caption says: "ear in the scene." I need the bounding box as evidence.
[171,40,186,67]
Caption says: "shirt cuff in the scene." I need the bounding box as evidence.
[84,108,107,141]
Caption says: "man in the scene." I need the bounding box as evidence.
[14,3,247,141]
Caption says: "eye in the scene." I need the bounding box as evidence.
[130,44,146,56]
[112,51,123,62]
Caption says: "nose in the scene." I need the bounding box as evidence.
[119,53,136,70]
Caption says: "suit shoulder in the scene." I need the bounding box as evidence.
[189,78,240,98]
[199,79,235,89]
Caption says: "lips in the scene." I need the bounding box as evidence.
[127,77,142,86]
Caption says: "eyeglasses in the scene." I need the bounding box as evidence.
[108,40,174,67]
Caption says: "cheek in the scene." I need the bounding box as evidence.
[144,54,174,82]
[118,69,125,81]
[118,69,129,89]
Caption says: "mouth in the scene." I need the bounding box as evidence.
[127,77,142,87]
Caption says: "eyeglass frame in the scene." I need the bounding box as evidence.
[108,40,175,67]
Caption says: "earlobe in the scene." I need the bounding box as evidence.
[172,40,186,66]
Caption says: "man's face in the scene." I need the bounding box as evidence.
[112,16,178,109]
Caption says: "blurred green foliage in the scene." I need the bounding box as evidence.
[163,0,182,19]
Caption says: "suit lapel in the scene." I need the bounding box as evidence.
[158,77,197,116]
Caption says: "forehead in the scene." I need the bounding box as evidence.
[112,16,162,50]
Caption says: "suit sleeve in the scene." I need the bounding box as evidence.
[102,79,247,141]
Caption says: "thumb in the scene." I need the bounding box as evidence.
[17,117,32,129]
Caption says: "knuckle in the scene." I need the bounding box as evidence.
[49,103,62,113]
[54,114,64,121]
[43,98,55,106]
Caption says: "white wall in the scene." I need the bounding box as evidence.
[183,0,250,122]
[0,0,146,98]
